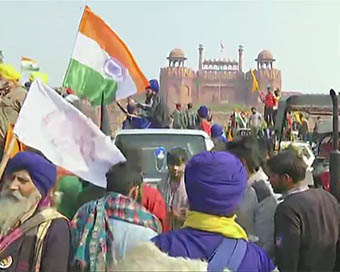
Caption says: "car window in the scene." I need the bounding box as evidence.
[115,134,206,177]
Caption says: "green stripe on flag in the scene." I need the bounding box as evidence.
[63,59,118,106]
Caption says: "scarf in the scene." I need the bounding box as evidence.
[0,208,66,272]
[71,192,162,272]
[140,184,167,232]
[183,211,248,241]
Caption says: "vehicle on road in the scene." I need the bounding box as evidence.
[114,129,214,187]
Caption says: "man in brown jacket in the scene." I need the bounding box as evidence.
[0,152,70,271]
[0,71,26,157]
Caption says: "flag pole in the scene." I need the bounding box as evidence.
[0,134,17,180]
[100,92,104,131]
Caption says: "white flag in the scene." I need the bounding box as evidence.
[14,79,126,188]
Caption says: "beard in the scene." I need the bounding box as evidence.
[0,190,41,238]
[272,180,287,194]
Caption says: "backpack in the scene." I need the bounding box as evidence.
[208,238,247,272]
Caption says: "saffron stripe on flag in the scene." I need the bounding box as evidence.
[64,59,118,105]
[78,6,148,92]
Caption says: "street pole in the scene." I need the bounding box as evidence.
[329,89,340,201]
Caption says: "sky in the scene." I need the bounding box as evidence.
[1,0,340,93]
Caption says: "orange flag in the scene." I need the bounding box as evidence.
[4,124,25,158]
[227,131,233,142]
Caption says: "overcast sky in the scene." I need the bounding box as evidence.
[1,0,340,93]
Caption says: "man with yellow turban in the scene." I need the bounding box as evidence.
[0,64,26,158]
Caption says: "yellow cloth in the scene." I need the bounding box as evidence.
[0,64,21,81]
[250,69,259,92]
[29,72,48,83]
[227,130,233,141]
[183,211,248,241]
[294,112,302,124]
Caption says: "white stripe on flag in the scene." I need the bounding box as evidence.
[72,32,138,100]
[73,32,110,76]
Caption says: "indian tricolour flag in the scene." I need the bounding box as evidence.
[63,6,149,106]
[21,56,39,72]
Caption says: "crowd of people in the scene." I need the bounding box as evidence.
[0,62,340,272]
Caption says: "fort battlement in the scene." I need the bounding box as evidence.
[198,70,244,81]
[160,67,196,78]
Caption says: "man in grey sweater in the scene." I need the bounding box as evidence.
[224,136,278,258]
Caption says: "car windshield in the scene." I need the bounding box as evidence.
[115,134,206,179]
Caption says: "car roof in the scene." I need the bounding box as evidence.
[115,129,211,139]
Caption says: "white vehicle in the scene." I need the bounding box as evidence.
[280,141,315,186]
[280,141,315,168]
[114,129,214,187]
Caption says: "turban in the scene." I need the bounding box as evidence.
[6,152,57,197]
[211,124,223,138]
[148,79,159,93]
[185,151,247,216]
[0,64,21,81]
[198,105,208,119]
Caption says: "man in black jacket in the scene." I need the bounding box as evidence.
[268,150,340,272]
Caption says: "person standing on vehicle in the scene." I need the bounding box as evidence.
[211,124,228,146]
[197,105,211,136]
[298,114,309,142]
[259,86,275,126]
[267,150,340,272]
[185,103,198,129]
[312,116,321,143]
[122,104,151,129]
[136,79,170,128]
[171,103,186,129]
[249,107,263,136]
[273,88,281,125]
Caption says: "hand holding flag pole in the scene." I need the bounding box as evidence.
[116,101,144,119]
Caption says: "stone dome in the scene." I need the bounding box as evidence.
[255,50,275,61]
[168,48,186,59]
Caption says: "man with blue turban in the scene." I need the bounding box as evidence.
[197,105,212,136]
[211,124,228,146]
[152,151,274,272]
[136,79,170,128]
[0,152,70,271]
[122,104,151,129]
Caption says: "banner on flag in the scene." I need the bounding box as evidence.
[250,69,259,92]
[63,6,149,106]
[14,79,126,188]
[21,56,39,72]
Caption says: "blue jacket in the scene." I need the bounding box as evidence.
[152,228,274,272]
